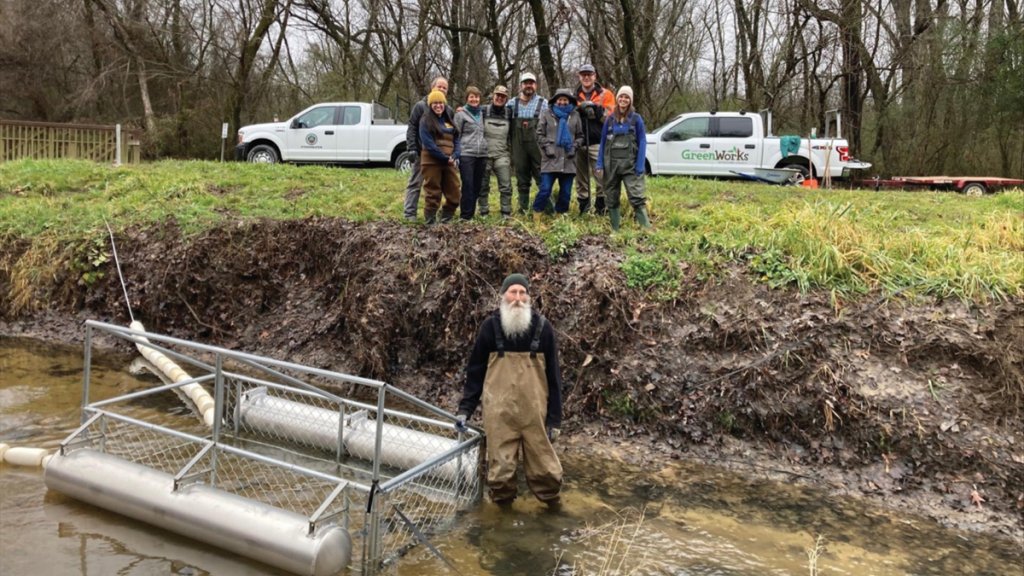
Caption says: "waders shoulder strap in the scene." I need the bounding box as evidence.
[529,314,547,357]
[492,314,505,357]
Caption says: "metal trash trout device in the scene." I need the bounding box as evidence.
[45,320,482,575]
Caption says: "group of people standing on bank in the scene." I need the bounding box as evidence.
[402,65,651,230]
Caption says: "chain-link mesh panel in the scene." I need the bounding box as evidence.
[374,441,482,567]
[227,379,352,455]
[90,416,203,475]
[204,447,353,519]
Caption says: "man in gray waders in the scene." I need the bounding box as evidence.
[455,273,563,506]
[511,73,548,214]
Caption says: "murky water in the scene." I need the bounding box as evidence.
[1,337,1020,575]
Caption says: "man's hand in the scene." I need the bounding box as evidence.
[455,414,468,433]
[547,427,561,442]
[595,168,604,179]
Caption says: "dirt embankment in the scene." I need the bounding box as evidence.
[2,218,1021,539]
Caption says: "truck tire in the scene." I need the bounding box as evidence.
[780,161,811,182]
[961,182,987,197]
[247,144,279,164]
[395,151,415,174]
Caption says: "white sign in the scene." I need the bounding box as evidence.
[221,123,229,138]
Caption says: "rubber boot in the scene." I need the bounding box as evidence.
[578,198,591,215]
[517,191,531,214]
[594,196,606,216]
[440,210,455,223]
[635,205,651,228]
[609,208,621,231]
[424,211,437,225]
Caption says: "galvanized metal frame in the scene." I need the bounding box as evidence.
[70,320,482,573]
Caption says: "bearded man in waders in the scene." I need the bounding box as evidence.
[511,73,549,214]
[455,274,563,506]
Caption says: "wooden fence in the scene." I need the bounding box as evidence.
[0,119,142,164]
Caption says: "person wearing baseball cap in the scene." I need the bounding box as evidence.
[511,72,549,215]
[456,273,564,507]
[574,63,616,215]
[480,85,515,218]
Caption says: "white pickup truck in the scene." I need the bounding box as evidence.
[235,102,407,167]
[645,110,870,180]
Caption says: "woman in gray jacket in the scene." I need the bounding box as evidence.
[453,86,489,220]
[533,88,583,218]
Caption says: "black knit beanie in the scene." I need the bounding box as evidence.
[501,273,529,294]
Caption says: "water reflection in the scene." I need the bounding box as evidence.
[1,336,1020,576]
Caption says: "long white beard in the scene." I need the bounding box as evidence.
[499,299,533,339]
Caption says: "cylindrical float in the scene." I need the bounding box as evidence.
[3,446,50,467]
[237,387,476,483]
[45,449,351,576]
[130,321,216,427]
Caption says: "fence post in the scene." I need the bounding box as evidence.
[115,124,123,166]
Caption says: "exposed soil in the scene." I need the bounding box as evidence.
[2,218,1021,542]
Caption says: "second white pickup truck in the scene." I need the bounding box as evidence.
[645,110,870,180]
[235,102,407,167]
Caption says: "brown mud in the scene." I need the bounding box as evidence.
[2,218,1021,542]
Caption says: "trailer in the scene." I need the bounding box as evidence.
[871,175,1024,196]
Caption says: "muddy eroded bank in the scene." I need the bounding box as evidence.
[2,218,1021,540]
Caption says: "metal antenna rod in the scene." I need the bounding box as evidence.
[105,218,135,323]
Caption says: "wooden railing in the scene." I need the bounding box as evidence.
[0,119,142,164]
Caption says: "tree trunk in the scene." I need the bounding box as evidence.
[526,0,557,91]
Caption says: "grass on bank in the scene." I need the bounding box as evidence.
[1,159,1021,304]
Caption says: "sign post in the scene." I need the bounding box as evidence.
[220,123,229,162]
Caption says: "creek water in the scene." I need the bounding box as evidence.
[1,336,1019,575]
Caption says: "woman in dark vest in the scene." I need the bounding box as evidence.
[418,90,462,224]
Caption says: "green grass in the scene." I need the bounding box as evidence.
[1,159,1021,303]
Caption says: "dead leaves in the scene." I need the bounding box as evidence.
[970,484,986,508]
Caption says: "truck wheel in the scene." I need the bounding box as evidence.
[780,161,811,181]
[395,151,415,174]
[247,144,279,164]
[962,182,987,197]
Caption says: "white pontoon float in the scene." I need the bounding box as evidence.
[45,320,482,575]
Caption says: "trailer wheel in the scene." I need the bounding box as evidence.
[962,182,987,197]
[247,144,279,164]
